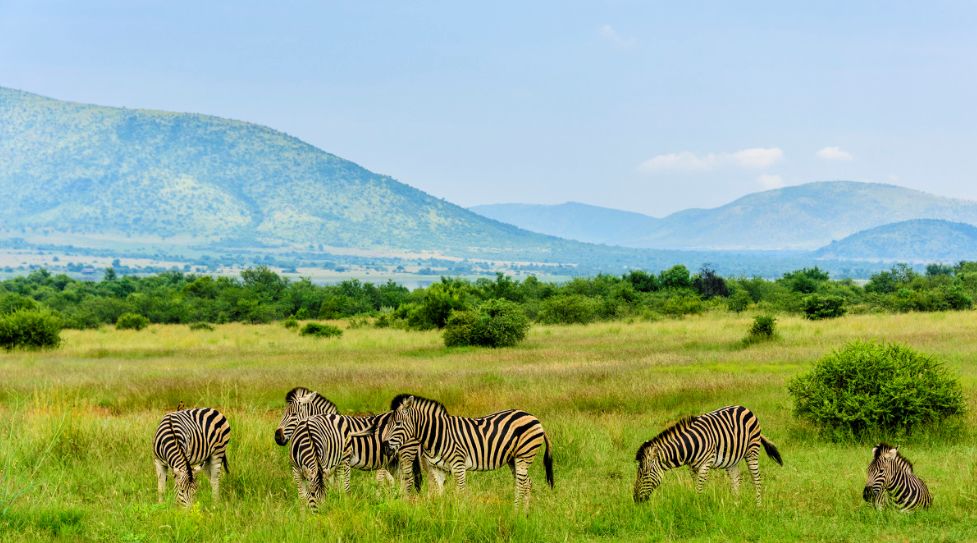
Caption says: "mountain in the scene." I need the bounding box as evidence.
[815,219,977,262]
[469,202,659,246]
[472,182,977,251]
[0,86,579,258]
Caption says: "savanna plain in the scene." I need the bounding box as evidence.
[1,312,976,542]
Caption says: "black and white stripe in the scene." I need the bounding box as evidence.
[153,407,231,506]
[633,405,782,505]
[289,413,353,512]
[275,387,421,491]
[863,443,932,511]
[376,394,554,511]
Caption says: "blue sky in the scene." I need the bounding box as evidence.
[1,1,975,216]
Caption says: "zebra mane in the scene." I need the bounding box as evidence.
[285,387,314,403]
[873,443,914,471]
[390,393,448,416]
[635,415,700,461]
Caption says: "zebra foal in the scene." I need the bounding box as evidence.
[633,405,782,505]
[863,443,932,511]
[153,406,231,506]
[373,394,554,511]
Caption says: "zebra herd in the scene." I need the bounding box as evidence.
[152,393,933,513]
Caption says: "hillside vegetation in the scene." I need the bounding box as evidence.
[816,219,977,262]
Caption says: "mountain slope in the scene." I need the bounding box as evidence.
[469,202,659,246]
[475,182,977,250]
[0,86,574,257]
[815,219,977,262]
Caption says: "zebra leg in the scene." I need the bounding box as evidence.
[376,468,395,485]
[341,460,352,494]
[513,459,532,512]
[746,451,763,505]
[726,464,742,496]
[292,466,309,502]
[154,459,168,503]
[451,462,468,492]
[430,466,448,495]
[692,463,711,493]
[208,456,223,502]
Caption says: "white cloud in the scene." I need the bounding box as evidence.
[637,147,784,174]
[731,147,784,168]
[816,146,854,161]
[598,24,636,49]
[757,174,785,189]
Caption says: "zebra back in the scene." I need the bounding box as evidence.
[154,407,231,472]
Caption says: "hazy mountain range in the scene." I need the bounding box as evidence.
[815,219,977,262]
[1,85,974,278]
[472,182,977,251]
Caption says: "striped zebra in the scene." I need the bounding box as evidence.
[153,407,231,506]
[274,387,422,491]
[863,443,932,511]
[289,412,352,512]
[373,394,554,511]
[633,405,782,505]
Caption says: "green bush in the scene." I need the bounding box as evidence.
[443,299,530,348]
[300,322,342,338]
[188,322,214,331]
[0,309,62,350]
[802,294,846,320]
[788,341,966,440]
[282,316,299,329]
[115,312,149,331]
[743,315,776,344]
[538,295,599,325]
[727,289,752,313]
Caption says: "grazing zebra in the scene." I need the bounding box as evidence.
[863,443,932,511]
[373,394,554,511]
[289,413,353,512]
[274,387,422,491]
[633,405,782,505]
[153,407,231,506]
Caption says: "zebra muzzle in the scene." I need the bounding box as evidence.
[274,428,287,445]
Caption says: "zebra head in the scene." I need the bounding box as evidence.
[383,395,418,455]
[173,466,199,507]
[633,442,664,503]
[290,422,326,512]
[864,443,900,506]
[275,388,337,446]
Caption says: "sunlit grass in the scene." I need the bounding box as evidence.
[1,312,976,541]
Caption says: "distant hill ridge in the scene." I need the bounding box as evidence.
[472,182,977,250]
[0,86,575,257]
[815,219,977,262]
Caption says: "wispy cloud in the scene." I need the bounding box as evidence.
[757,174,785,189]
[638,147,784,174]
[816,146,853,161]
[598,24,636,49]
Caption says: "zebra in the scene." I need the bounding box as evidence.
[153,407,231,506]
[289,412,352,512]
[633,405,782,505]
[371,394,554,511]
[863,443,932,511]
[274,387,422,492]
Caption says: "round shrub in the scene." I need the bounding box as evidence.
[443,299,530,348]
[0,309,62,350]
[538,295,599,325]
[188,322,215,331]
[282,316,299,329]
[788,341,965,440]
[115,312,149,331]
[802,294,846,320]
[300,322,342,339]
[727,289,752,313]
[743,315,776,345]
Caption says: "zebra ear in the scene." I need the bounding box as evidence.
[400,396,414,410]
[882,448,898,460]
[297,392,316,404]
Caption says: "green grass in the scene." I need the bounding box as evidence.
[1,312,976,542]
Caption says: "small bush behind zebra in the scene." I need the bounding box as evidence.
[742,314,777,346]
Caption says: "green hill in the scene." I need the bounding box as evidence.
[476,182,977,250]
[815,219,977,262]
[0,86,575,258]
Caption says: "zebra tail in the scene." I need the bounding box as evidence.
[760,435,783,466]
[543,434,554,488]
[222,454,230,475]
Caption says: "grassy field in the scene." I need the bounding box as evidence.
[1,312,976,542]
